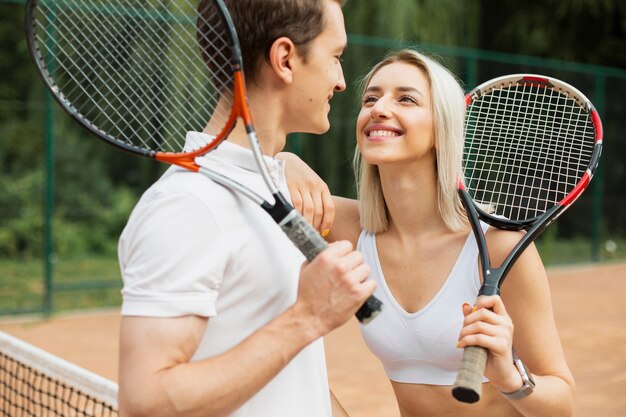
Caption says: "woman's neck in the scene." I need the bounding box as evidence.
[378,159,449,241]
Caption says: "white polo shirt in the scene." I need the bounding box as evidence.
[118,132,331,417]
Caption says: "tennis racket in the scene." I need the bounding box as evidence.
[24,0,382,324]
[451,74,603,403]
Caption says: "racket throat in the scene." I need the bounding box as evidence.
[477,281,501,297]
[478,269,502,297]
[261,193,295,224]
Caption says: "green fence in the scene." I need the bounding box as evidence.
[1,10,625,316]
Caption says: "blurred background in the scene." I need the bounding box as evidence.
[1,0,625,316]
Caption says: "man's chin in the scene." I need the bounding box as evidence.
[292,118,331,136]
[313,119,331,135]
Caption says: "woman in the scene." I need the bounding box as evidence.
[281,49,575,417]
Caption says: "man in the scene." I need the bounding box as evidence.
[117,1,375,416]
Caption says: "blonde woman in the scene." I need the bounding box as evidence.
[281,49,575,417]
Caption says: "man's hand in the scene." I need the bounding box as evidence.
[294,240,374,336]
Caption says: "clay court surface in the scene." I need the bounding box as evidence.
[1,262,625,417]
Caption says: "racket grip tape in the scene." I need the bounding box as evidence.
[279,210,329,261]
[452,345,488,403]
[279,211,383,324]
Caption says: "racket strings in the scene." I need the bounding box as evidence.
[37,1,191,145]
[464,81,596,221]
[32,0,236,153]
[54,18,173,143]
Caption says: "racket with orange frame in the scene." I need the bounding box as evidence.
[25,0,382,323]
[451,74,603,403]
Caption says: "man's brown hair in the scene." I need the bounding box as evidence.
[197,0,345,84]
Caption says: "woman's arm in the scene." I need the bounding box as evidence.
[276,151,334,236]
[458,230,575,417]
[278,152,361,246]
[327,196,360,246]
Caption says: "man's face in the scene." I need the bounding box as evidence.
[288,0,347,134]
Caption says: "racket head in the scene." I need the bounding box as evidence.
[460,74,603,229]
[25,0,246,170]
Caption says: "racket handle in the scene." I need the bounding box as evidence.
[451,345,488,403]
[279,210,330,261]
[279,211,383,324]
[354,295,383,324]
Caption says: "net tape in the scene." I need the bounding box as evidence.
[0,331,118,417]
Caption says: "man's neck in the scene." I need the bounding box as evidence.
[207,92,287,157]
[210,122,282,157]
[247,84,288,156]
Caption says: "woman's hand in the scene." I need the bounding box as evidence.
[276,152,335,237]
[458,295,523,394]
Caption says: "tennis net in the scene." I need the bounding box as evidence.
[0,330,118,416]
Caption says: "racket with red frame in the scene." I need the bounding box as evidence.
[25,0,382,324]
[451,74,603,403]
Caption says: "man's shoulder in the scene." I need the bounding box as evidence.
[120,167,239,251]
[158,166,230,192]
[144,167,238,209]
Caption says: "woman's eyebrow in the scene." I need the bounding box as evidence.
[364,85,424,98]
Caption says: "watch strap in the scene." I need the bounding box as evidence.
[501,383,534,400]
[500,349,535,400]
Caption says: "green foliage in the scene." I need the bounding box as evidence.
[537,235,626,266]
[51,117,139,256]
[0,4,33,121]
[0,256,44,313]
[479,0,626,66]
[52,186,137,258]
[0,116,45,257]
[0,106,139,258]
[344,0,480,46]
[0,0,625,314]
[0,256,121,313]
[0,171,43,257]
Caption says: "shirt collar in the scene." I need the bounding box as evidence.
[188,131,286,186]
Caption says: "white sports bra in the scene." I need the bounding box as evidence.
[357,224,489,385]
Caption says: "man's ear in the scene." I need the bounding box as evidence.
[267,36,297,84]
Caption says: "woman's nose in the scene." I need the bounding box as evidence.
[370,98,391,119]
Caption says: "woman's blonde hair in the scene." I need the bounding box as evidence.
[354,49,468,233]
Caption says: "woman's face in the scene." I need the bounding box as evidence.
[356,61,435,167]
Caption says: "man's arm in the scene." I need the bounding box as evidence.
[118,241,374,417]
[119,309,317,417]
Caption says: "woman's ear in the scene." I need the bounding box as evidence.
[267,36,297,84]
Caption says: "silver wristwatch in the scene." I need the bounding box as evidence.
[500,350,536,400]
